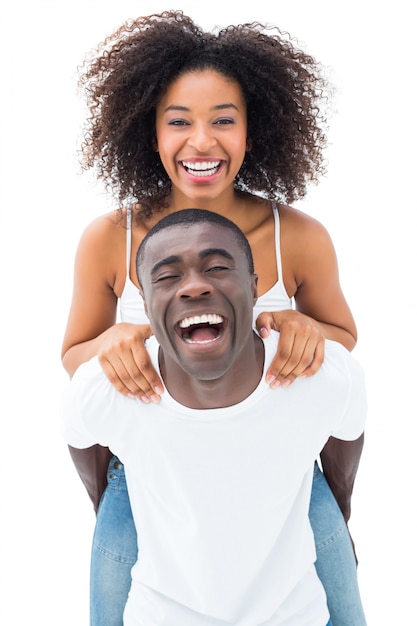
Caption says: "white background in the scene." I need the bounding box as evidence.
[1,1,415,623]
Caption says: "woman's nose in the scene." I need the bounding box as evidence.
[187,123,216,152]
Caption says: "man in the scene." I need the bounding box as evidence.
[61,209,366,626]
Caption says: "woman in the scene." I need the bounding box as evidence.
[62,11,366,626]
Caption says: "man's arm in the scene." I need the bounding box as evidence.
[320,434,364,525]
[61,357,117,514]
[68,444,113,514]
[320,433,365,564]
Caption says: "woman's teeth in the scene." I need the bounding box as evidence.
[182,161,221,177]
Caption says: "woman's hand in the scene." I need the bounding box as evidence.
[256,310,325,387]
[97,323,164,402]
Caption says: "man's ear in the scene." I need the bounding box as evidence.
[252,274,258,306]
[139,288,149,316]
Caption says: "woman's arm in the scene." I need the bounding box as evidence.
[61,212,163,400]
[256,206,357,386]
[255,206,363,539]
[61,213,163,509]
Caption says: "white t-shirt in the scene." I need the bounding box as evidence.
[61,332,366,626]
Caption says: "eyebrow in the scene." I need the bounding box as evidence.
[163,103,239,113]
[150,248,234,276]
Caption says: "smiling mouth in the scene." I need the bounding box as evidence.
[181,160,222,177]
[178,313,225,344]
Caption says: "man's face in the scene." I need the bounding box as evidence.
[140,222,258,380]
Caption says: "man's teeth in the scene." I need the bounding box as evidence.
[179,314,223,329]
[184,337,217,345]
[182,161,220,177]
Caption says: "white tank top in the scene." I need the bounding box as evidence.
[118,204,293,324]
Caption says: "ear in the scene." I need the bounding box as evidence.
[139,288,149,316]
[246,137,252,151]
[251,274,258,306]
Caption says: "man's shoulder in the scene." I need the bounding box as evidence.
[73,356,105,384]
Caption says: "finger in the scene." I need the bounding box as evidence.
[130,347,164,395]
[295,338,325,378]
[255,312,274,338]
[265,332,296,383]
[266,325,325,380]
[279,333,321,379]
[98,355,141,396]
[98,354,159,401]
[130,353,164,398]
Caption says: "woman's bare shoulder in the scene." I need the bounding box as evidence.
[278,203,334,251]
[78,209,125,242]
[74,209,126,260]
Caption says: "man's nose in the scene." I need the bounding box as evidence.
[177,272,213,299]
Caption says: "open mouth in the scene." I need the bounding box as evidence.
[181,160,222,177]
[177,313,226,344]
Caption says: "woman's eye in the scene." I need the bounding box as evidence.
[214,118,234,125]
[167,119,189,126]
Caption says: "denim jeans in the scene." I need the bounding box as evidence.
[308,463,367,626]
[90,458,138,626]
[90,458,366,626]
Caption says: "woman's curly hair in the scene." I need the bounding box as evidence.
[78,10,332,220]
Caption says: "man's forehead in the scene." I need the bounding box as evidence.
[145,222,239,260]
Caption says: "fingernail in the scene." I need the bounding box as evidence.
[140,395,150,404]
[271,379,281,389]
[154,386,164,395]
[150,394,161,404]
[127,393,135,399]
[259,327,268,338]
[266,375,275,385]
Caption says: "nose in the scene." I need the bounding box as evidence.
[176,271,213,300]
[187,122,216,152]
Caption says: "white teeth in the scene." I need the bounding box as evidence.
[179,314,223,328]
[184,337,218,345]
[182,161,220,176]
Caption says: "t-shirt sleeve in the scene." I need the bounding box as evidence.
[60,357,127,449]
[330,344,367,441]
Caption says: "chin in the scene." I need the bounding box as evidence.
[181,362,229,381]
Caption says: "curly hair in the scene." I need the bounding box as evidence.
[78,10,331,220]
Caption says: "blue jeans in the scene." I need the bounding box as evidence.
[90,458,138,626]
[90,459,366,626]
[309,463,367,625]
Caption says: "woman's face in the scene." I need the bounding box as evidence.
[155,69,248,204]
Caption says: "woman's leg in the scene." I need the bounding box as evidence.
[90,456,137,626]
[309,463,367,626]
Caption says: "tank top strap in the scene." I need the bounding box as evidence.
[271,202,284,283]
[125,204,133,278]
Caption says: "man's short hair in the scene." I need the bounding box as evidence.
[136,209,255,285]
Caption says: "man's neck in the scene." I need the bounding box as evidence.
[159,332,265,409]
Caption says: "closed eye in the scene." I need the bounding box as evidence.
[153,274,180,283]
[206,265,230,273]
